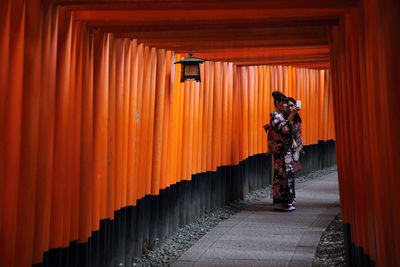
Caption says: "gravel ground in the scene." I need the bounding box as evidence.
[313,213,346,267]
[133,166,338,267]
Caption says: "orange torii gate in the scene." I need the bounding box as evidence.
[0,0,399,266]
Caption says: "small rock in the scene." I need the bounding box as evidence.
[313,212,346,266]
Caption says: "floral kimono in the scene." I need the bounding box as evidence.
[269,111,295,205]
[291,119,303,173]
[291,120,303,148]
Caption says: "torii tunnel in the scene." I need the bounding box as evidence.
[0,0,399,266]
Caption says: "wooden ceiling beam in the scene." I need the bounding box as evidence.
[74,9,347,27]
[57,0,357,10]
[115,36,328,44]
[198,53,329,62]
[223,53,330,62]
[113,38,328,51]
[194,46,329,57]
[53,1,348,67]
[166,45,329,54]
[236,60,330,68]
[98,20,338,33]
[108,26,328,40]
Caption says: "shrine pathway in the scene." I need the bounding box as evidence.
[172,172,340,267]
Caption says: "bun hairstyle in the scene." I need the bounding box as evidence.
[272,91,287,107]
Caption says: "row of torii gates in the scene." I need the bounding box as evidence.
[0,0,399,266]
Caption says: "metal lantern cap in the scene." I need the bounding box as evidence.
[174,53,207,65]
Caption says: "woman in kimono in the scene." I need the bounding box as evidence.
[287,97,303,173]
[269,92,299,211]
[286,97,303,204]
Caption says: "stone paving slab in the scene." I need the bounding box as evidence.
[172,172,340,267]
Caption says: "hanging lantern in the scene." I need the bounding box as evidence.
[174,53,207,82]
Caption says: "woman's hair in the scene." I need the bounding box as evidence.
[287,97,302,123]
[272,91,287,107]
[287,97,296,104]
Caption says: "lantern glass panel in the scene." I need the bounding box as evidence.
[185,64,199,76]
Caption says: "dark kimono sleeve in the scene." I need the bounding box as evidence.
[270,113,291,135]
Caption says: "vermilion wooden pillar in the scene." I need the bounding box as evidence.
[329,0,400,265]
[0,1,342,266]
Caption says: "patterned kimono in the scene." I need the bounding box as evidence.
[291,119,303,173]
[269,111,295,205]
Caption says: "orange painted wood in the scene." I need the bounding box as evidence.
[146,48,157,192]
[175,54,184,181]
[168,52,179,185]
[69,19,83,244]
[287,66,292,97]
[159,50,172,189]
[151,49,166,194]
[50,7,71,247]
[107,33,117,215]
[133,43,144,201]
[0,2,346,264]
[74,8,348,27]
[115,38,124,211]
[257,66,263,154]
[137,45,150,198]
[121,39,131,206]
[193,80,201,173]
[187,80,195,178]
[32,2,58,262]
[92,32,109,227]
[253,66,259,154]
[180,76,190,180]
[265,66,272,130]
[206,62,215,170]
[305,69,311,145]
[98,33,110,222]
[14,1,42,264]
[261,66,268,152]
[197,63,205,173]
[57,0,357,10]
[1,1,25,265]
[327,2,400,264]
[227,63,234,163]
[212,62,222,171]
[0,0,10,238]
[201,62,211,171]
[127,40,139,204]
[247,66,255,156]
[221,63,229,165]
[330,23,351,247]
[231,65,240,165]
[239,67,249,161]
[79,22,94,243]
[257,66,262,153]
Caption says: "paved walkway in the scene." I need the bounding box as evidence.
[172,172,340,267]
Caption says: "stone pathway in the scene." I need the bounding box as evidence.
[172,172,340,267]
